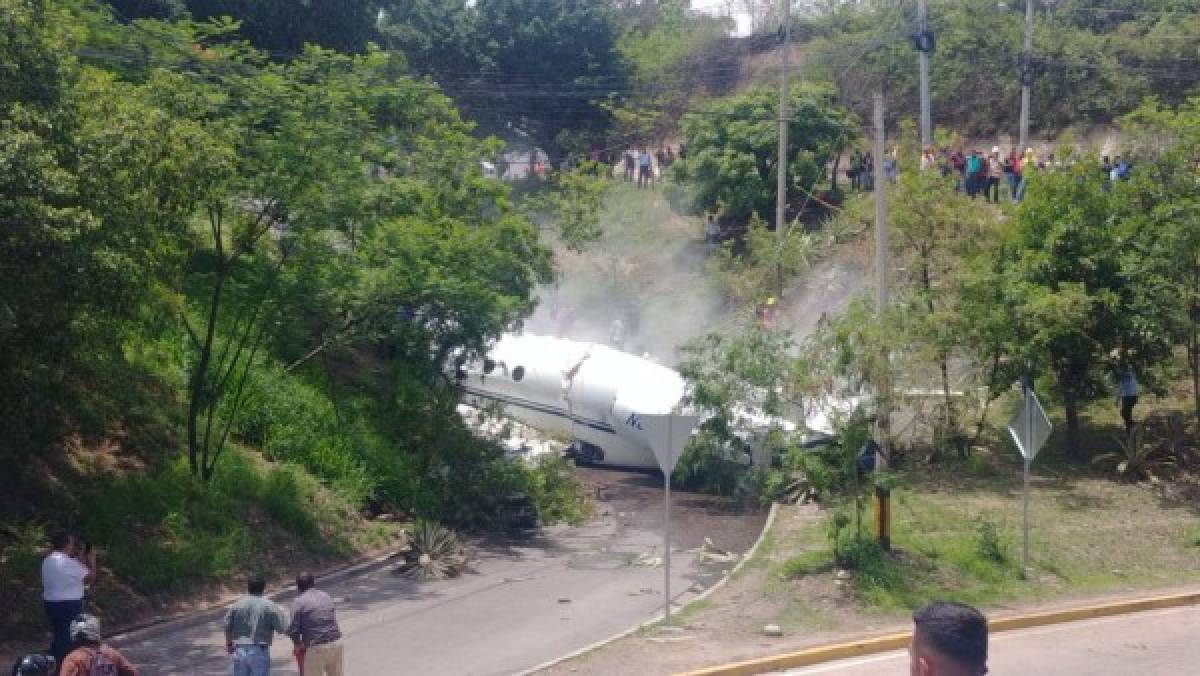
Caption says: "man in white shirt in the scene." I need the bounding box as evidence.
[42,530,95,666]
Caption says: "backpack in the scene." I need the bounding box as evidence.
[86,647,119,676]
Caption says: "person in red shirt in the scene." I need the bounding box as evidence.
[59,615,138,676]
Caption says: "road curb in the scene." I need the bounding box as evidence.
[520,502,781,675]
[681,588,1200,676]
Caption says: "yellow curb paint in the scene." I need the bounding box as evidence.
[682,589,1200,676]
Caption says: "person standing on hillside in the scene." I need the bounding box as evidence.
[987,147,1004,203]
[637,148,653,188]
[622,149,635,182]
[42,531,95,667]
[949,148,966,192]
[965,150,983,198]
[909,601,988,676]
[1004,148,1020,201]
[1015,147,1037,202]
[287,573,343,676]
[59,614,138,676]
[920,145,937,172]
[224,575,288,676]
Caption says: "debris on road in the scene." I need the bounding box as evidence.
[694,537,739,565]
[762,624,783,637]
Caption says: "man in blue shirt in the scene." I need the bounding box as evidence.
[224,575,288,676]
[1118,368,1138,435]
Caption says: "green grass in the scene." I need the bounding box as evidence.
[776,450,1200,615]
[0,446,398,645]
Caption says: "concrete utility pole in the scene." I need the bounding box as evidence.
[775,0,791,298]
[917,0,932,148]
[1018,0,1035,150]
[872,90,892,551]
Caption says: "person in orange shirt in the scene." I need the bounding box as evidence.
[59,615,138,676]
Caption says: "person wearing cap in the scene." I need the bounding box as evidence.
[10,654,56,676]
[59,614,138,676]
[224,575,288,676]
[756,297,778,330]
[42,530,95,666]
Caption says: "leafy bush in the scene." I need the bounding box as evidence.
[974,517,1009,564]
[524,455,592,526]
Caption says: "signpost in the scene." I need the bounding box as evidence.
[640,412,701,624]
[1007,380,1051,573]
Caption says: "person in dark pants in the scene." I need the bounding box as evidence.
[42,531,95,667]
[1118,368,1138,435]
[909,600,988,676]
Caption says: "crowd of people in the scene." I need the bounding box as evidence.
[617,145,680,187]
[17,531,345,676]
[846,143,1134,204]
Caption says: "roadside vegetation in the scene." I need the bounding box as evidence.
[5,0,1200,659]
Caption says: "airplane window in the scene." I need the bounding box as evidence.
[512,365,525,382]
[483,359,496,375]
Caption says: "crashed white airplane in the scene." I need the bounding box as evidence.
[455,333,835,470]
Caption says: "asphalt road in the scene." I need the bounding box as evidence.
[116,469,763,675]
[781,604,1200,676]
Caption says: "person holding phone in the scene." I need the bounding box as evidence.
[42,530,95,665]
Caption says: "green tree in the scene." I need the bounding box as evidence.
[0,0,221,452]
[1121,97,1200,420]
[990,162,1176,457]
[670,85,854,227]
[103,0,381,55]
[890,170,1000,454]
[381,0,631,160]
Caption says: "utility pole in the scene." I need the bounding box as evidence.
[1018,0,1034,151]
[917,0,932,148]
[775,0,791,298]
[872,90,892,551]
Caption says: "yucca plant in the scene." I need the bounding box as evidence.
[394,520,468,581]
[1092,424,1175,481]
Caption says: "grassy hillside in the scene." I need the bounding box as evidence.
[0,442,399,650]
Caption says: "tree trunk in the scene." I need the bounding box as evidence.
[1063,387,1082,460]
[1191,261,1200,422]
[969,353,1002,448]
[188,263,226,478]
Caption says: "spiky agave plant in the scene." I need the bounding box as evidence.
[1093,424,1175,482]
[396,520,468,581]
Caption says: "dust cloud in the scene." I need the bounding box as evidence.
[523,183,869,365]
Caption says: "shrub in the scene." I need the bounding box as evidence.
[974,517,1009,564]
[524,455,592,526]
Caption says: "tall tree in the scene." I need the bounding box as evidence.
[989,162,1176,457]
[1,0,221,452]
[670,85,854,226]
[381,0,631,159]
[890,169,999,454]
[1121,97,1200,420]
